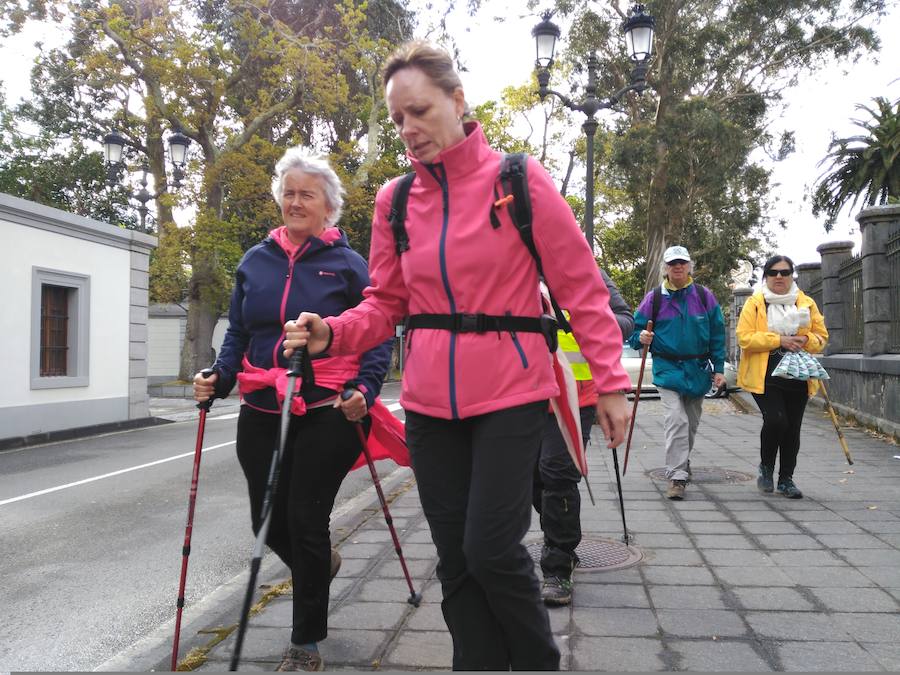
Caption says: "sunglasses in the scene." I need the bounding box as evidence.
[666,259,689,266]
[765,269,793,277]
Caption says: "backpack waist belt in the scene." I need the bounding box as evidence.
[406,313,558,351]
[651,351,711,362]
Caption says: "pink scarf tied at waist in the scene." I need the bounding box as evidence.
[236,356,410,469]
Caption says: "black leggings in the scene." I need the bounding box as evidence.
[236,404,365,644]
[751,387,808,481]
[405,400,560,671]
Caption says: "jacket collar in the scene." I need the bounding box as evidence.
[268,225,348,259]
[407,121,495,188]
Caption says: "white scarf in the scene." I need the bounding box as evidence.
[761,282,809,336]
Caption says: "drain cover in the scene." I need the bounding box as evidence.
[527,537,643,571]
[646,467,754,483]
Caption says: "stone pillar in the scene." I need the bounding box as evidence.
[817,241,855,355]
[795,262,821,294]
[857,205,900,356]
[730,287,753,365]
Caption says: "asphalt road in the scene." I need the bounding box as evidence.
[0,382,404,672]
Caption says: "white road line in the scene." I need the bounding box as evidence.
[0,440,236,507]
[210,412,240,420]
[386,402,403,412]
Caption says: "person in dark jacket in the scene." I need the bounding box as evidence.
[535,270,634,606]
[629,246,726,501]
[193,147,392,672]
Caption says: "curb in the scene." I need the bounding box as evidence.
[95,466,416,672]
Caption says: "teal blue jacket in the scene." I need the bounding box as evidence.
[628,282,726,398]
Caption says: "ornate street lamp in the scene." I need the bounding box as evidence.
[532,4,655,246]
[102,128,192,231]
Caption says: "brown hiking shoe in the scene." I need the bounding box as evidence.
[330,547,342,581]
[276,647,324,672]
[667,479,687,500]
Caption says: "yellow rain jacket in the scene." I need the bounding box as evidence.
[736,290,828,396]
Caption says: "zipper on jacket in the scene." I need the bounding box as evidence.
[273,241,311,367]
[506,312,529,369]
[426,163,460,419]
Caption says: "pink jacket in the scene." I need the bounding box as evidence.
[326,122,630,419]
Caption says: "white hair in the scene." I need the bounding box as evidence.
[271,147,345,227]
[661,259,694,278]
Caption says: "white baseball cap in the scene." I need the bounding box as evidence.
[663,245,691,263]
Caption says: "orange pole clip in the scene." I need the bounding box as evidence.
[493,194,514,208]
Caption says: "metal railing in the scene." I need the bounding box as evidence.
[838,255,864,352]
[888,231,900,353]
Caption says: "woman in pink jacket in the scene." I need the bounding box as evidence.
[284,41,630,671]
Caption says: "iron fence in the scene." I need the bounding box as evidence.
[888,231,900,353]
[838,255,864,352]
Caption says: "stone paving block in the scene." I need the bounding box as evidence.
[215,626,287,661]
[330,557,372,578]
[632,533,697,548]
[777,641,884,672]
[337,542,391,559]
[835,548,900,566]
[677,510,732,522]
[642,548,704,566]
[371,558,435,580]
[863,521,900,533]
[250,596,293,626]
[757,534,824,550]
[809,587,900,612]
[669,501,719,510]
[319,629,389,667]
[815,533,892,549]
[714,566,796,587]
[642,565,716,586]
[570,637,666,671]
[383,630,452,669]
[703,549,776,567]
[781,566,875,588]
[729,511,787,522]
[357,578,428,603]
[657,609,747,638]
[547,605,570,634]
[683,521,744,534]
[405,603,446,631]
[861,642,900,671]
[648,585,728,610]
[744,612,851,641]
[833,612,900,642]
[692,534,756,549]
[731,586,815,611]
[572,607,660,637]
[740,521,804,535]
[328,601,408,630]
[348,530,403,544]
[579,567,645,584]
[799,521,866,535]
[573,583,650,608]
[859,565,900,587]
[770,550,844,566]
[627,521,685,533]
[878,532,900,547]
[784,510,845,521]
[670,639,773,671]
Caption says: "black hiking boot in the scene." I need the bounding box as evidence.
[541,576,574,606]
[757,464,775,493]
[777,478,803,499]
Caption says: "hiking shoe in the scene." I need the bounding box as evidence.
[541,576,573,606]
[276,647,324,672]
[757,464,774,493]
[666,479,687,500]
[330,547,342,581]
[777,479,803,499]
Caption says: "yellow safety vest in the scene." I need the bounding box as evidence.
[558,311,592,381]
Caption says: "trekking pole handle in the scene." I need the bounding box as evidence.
[341,387,364,424]
[197,367,215,411]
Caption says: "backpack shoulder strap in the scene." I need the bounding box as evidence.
[651,285,663,324]
[388,172,416,256]
[500,152,573,333]
[696,284,709,312]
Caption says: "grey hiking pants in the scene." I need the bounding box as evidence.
[658,387,704,481]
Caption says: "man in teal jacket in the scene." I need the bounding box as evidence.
[629,246,727,500]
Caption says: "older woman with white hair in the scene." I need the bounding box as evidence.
[193,146,392,671]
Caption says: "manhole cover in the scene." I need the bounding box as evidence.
[646,467,754,483]
[526,537,643,571]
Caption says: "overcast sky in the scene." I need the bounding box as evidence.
[2,2,898,268]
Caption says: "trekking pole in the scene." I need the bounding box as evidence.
[341,388,422,607]
[229,348,312,672]
[610,446,630,544]
[171,368,215,672]
[623,320,653,476]
[819,381,854,466]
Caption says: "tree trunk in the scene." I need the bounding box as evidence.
[178,274,219,381]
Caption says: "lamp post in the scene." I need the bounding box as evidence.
[102,128,191,231]
[532,4,655,247]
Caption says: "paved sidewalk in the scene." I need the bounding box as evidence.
[152,395,899,672]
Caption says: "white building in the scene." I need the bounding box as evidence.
[0,193,156,442]
[147,303,227,384]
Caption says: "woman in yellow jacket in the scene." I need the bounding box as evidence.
[737,255,828,499]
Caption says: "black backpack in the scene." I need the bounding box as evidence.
[387,152,573,333]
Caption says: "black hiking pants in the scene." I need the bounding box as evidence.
[405,400,560,671]
[236,404,366,645]
[532,406,595,580]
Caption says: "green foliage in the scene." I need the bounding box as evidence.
[813,96,900,229]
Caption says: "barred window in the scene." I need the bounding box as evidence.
[40,285,70,376]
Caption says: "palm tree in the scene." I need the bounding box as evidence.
[813,96,900,230]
